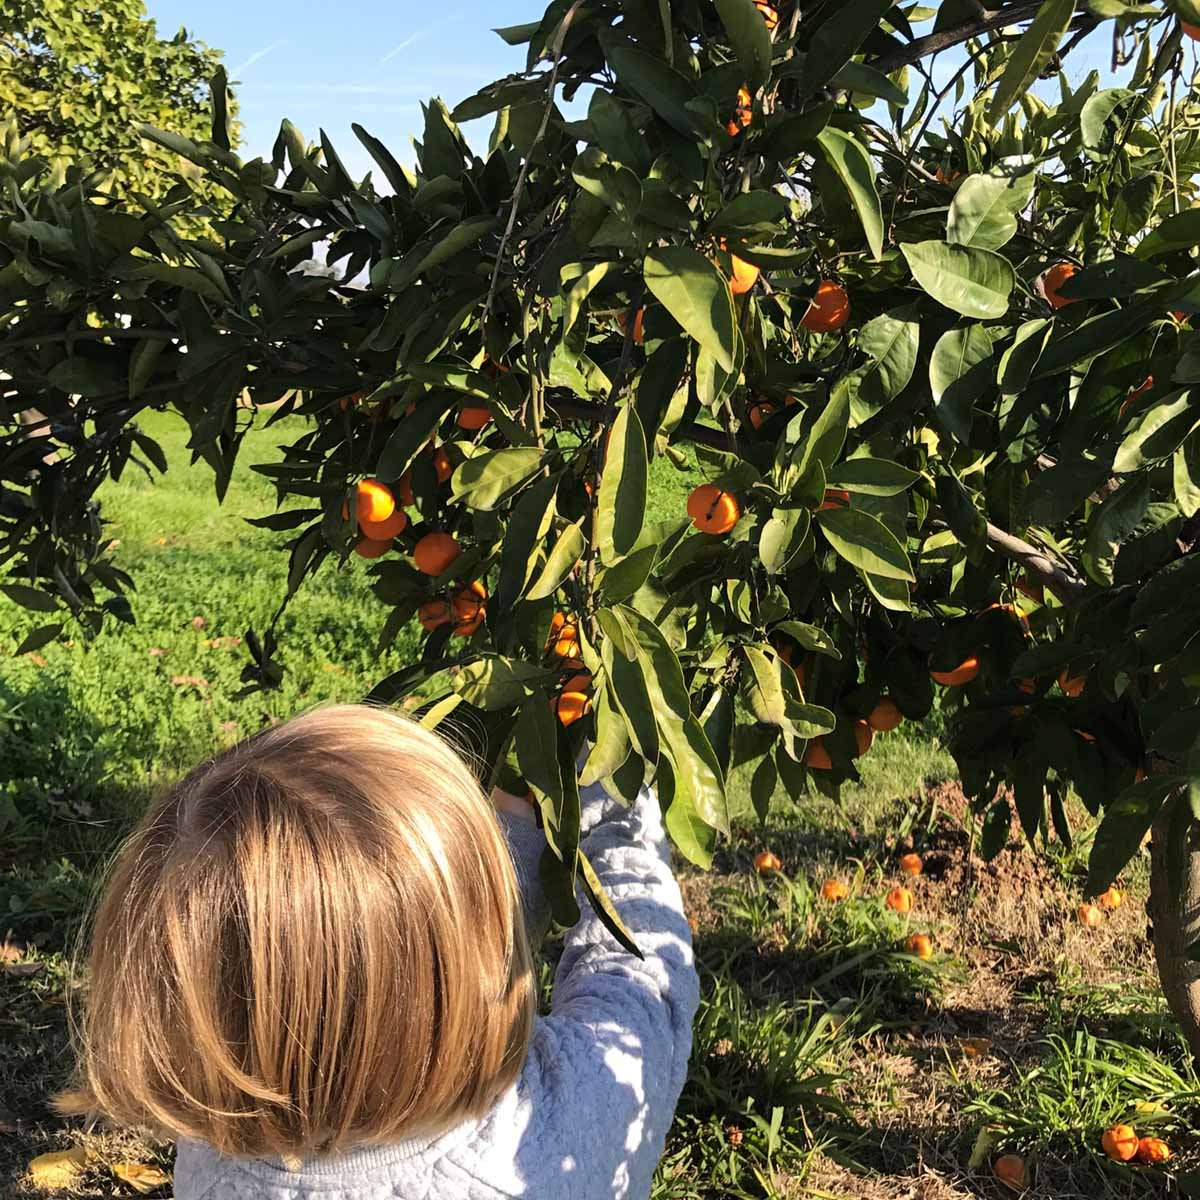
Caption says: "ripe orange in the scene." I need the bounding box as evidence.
[553,690,592,726]
[1043,261,1080,309]
[993,1154,1028,1191]
[727,85,753,136]
[1102,1124,1139,1162]
[451,580,487,621]
[548,613,580,658]
[418,599,451,632]
[730,254,760,296]
[754,850,782,875]
[432,447,452,483]
[806,738,832,770]
[820,878,848,901]
[1120,375,1153,419]
[934,166,962,184]
[396,470,415,507]
[853,720,873,757]
[1136,1136,1171,1164]
[748,401,776,430]
[458,404,492,431]
[452,609,485,637]
[687,484,741,535]
[816,488,851,513]
[617,307,645,344]
[1078,902,1103,929]
[905,933,933,959]
[356,479,395,525]
[1184,20,1200,39]
[560,670,592,695]
[1135,766,1147,783]
[1097,886,1123,911]
[1059,668,1085,697]
[931,655,980,687]
[413,531,461,576]
[359,508,408,540]
[801,281,851,333]
[354,538,391,559]
[898,852,923,877]
[754,0,779,29]
[885,886,914,913]
[868,698,903,733]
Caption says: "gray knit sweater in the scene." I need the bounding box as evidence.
[174,780,699,1199]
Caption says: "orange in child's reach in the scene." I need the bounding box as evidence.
[801,281,851,333]
[355,479,395,525]
[457,404,492,431]
[687,484,741,535]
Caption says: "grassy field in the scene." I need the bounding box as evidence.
[0,411,1195,1197]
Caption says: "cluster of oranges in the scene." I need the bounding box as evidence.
[1101,1122,1171,1165]
[1078,885,1123,929]
[755,850,934,959]
[546,612,593,725]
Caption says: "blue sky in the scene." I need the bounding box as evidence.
[144,1,539,178]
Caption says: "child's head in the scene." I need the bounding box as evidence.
[66,704,534,1158]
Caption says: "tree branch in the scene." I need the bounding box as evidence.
[985,521,1085,605]
[871,0,1045,75]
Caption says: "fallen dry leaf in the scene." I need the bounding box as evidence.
[960,1036,992,1059]
[147,647,167,658]
[25,652,47,667]
[191,615,207,630]
[28,1146,88,1189]
[155,537,167,546]
[3,961,44,978]
[201,636,242,650]
[112,1161,170,1194]
[170,675,210,689]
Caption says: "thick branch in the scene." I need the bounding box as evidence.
[871,0,1045,75]
[985,521,1085,605]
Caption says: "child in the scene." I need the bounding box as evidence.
[65,704,699,1198]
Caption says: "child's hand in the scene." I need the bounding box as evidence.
[492,787,537,825]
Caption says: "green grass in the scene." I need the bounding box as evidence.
[1,409,1196,1198]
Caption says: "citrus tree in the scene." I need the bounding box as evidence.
[5,0,1200,1047]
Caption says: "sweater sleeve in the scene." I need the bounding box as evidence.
[497,810,551,948]
[513,781,700,1199]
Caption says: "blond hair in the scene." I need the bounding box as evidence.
[63,704,534,1158]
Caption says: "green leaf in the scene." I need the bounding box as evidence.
[760,507,812,575]
[987,0,1075,124]
[1136,210,1200,259]
[771,620,841,659]
[742,645,837,737]
[128,338,165,400]
[856,309,920,410]
[2,584,60,614]
[572,148,642,222]
[946,167,1036,250]
[451,448,544,511]
[901,241,1015,319]
[826,458,919,496]
[1175,433,1200,517]
[644,247,737,374]
[1012,751,1047,845]
[47,357,128,398]
[930,324,1002,442]
[132,260,228,302]
[600,34,700,137]
[818,507,915,581]
[759,102,834,161]
[581,683,632,788]
[659,756,716,868]
[578,849,643,956]
[599,616,660,765]
[830,60,908,106]
[587,90,652,174]
[599,545,657,604]
[1083,476,1151,585]
[15,623,63,655]
[997,319,1052,393]
[709,192,789,239]
[495,476,558,613]
[795,388,850,480]
[1114,389,1200,473]
[1057,257,1167,300]
[716,0,773,88]
[563,263,613,338]
[388,217,496,289]
[453,658,551,710]
[527,520,587,601]
[1080,88,1139,160]
[1086,778,1181,894]
[374,392,458,480]
[801,0,893,97]
[598,406,648,562]
[815,127,884,261]
[209,66,232,152]
[935,472,987,559]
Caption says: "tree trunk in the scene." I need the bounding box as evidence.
[1149,795,1200,1061]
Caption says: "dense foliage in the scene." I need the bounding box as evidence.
[3,0,1200,958]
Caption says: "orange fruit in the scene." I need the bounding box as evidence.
[754,850,782,875]
[553,690,592,726]
[354,538,391,559]
[1120,375,1153,419]
[413,531,461,576]
[905,933,933,959]
[481,357,510,379]
[931,655,980,687]
[754,0,779,29]
[993,1154,1028,1191]
[452,609,485,637]
[934,166,963,184]
[960,1036,992,1058]
[1059,668,1085,698]
[433,447,452,483]
[1043,261,1080,309]
[1017,678,1037,695]
[1135,766,1147,783]
[687,484,741,535]
[451,580,487,621]
[1078,903,1103,929]
[898,852,922,877]
[868,698,903,733]
[801,281,851,332]
[815,488,851,512]
[338,390,365,411]
[396,470,415,507]
[748,401,776,430]
[727,85,753,137]
[355,479,395,525]
[730,254,760,295]
[458,404,492,431]
[560,670,592,695]
[1184,20,1200,38]
[617,307,645,344]
[1136,1136,1171,1164]
[820,878,848,901]
[805,738,832,770]
[417,599,451,632]
[1015,575,1045,605]
[1097,886,1123,911]
[886,886,914,913]
[853,720,873,757]
[1102,1124,1139,1162]
[359,508,408,540]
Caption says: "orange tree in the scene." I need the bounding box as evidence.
[5,0,1200,1041]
